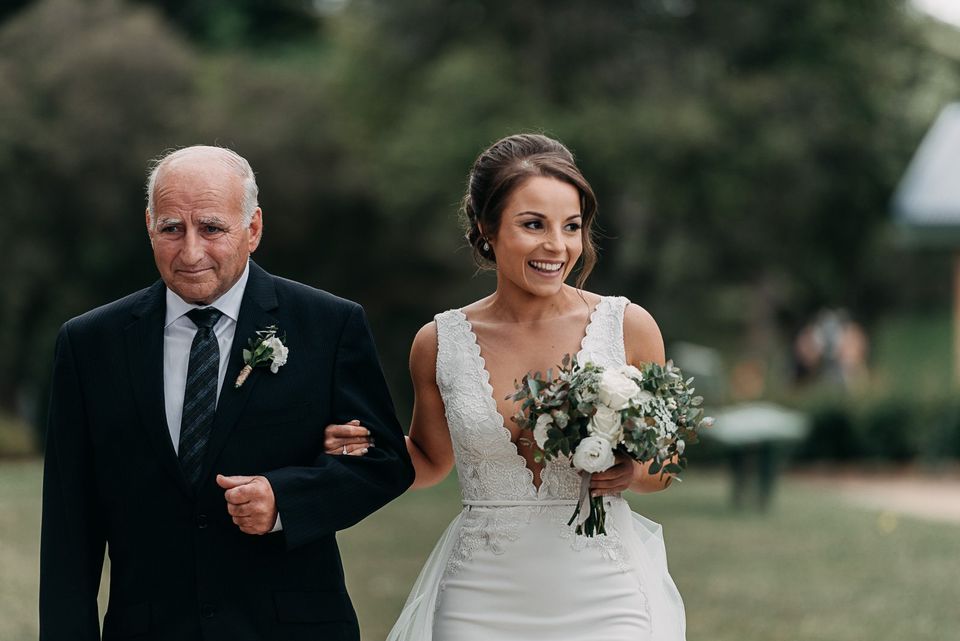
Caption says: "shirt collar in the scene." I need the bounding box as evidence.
[164,261,250,328]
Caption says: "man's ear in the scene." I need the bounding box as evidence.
[145,208,154,242]
[247,208,263,253]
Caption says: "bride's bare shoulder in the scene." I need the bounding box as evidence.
[622,302,665,365]
[408,320,441,380]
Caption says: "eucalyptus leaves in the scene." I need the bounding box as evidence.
[511,355,711,536]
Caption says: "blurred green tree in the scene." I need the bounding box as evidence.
[0,0,196,423]
[2,0,959,446]
[130,0,323,47]
[323,0,958,354]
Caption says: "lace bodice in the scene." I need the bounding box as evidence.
[435,296,630,504]
[434,297,635,582]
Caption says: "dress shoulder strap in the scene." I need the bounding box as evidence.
[578,296,630,367]
[433,309,470,391]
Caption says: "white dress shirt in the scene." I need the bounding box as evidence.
[163,262,249,447]
[161,262,283,532]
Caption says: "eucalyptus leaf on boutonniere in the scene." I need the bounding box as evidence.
[234,325,288,388]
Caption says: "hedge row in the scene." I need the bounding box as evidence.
[793,396,960,463]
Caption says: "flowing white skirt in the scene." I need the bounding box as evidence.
[386,498,686,641]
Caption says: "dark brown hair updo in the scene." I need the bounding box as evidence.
[461,133,599,289]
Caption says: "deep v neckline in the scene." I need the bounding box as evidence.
[457,298,606,492]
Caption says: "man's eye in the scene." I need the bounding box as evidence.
[160,225,180,233]
[204,225,224,234]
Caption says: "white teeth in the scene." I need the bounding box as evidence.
[529,261,563,272]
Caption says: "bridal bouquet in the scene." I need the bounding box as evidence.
[510,356,711,537]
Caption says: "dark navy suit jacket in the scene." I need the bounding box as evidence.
[40,262,414,641]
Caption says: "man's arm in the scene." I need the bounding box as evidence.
[264,304,415,549]
[40,324,106,641]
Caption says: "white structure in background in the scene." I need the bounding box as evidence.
[912,0,960,29]
[893,103,960,380]
[708,402,809,448]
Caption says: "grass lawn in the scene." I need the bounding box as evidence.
[2,460,958,641]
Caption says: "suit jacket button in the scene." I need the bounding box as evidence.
[197,513,208,529]
[201,603,216,618]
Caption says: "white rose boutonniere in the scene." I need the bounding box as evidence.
[261,336,289,373]
[597,368,640,410]
[234,325,289,388]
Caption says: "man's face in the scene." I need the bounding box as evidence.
[146,157,262,305]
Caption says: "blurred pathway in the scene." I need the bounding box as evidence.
[794,470,960,525]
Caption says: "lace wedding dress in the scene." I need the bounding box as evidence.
[387,297,686,641]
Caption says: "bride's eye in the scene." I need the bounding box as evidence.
[523,220,544,230]
[565,222,582,232]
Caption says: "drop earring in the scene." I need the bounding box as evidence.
[482,239,490,252]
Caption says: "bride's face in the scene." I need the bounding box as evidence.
[489,175,583,297]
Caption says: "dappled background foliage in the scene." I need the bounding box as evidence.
[2,0,960,459]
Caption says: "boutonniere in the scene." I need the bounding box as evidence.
[234,325,289,388]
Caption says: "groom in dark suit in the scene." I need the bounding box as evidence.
[39,146,414,641]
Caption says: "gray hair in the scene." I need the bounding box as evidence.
[145,145,259,228]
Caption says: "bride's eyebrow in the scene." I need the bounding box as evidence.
[512,211,582,220]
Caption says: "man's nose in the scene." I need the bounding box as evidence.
[180,229,205,264]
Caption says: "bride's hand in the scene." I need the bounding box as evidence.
[590,452,635,497]
[323,419,373,456]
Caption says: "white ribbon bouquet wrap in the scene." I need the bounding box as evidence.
[511,356,712,536]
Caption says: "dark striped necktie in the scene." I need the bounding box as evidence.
[179,307,223,490]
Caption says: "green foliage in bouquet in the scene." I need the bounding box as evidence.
[510,355,712,536]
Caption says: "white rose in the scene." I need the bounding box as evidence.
[263,337,289,373]
[618,364,644,381]
[572,436,615,473]
[597,368,640,410]
[588,405,623,445]
[534,413,553,449]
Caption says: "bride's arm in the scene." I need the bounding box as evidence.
[619,303,676,494]
[323,322,455,490]
[404,322,455,489]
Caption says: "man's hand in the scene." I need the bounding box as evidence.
[216,474,278,535]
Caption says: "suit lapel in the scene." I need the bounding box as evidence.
[199,262,280,486]
[124,280,194,499]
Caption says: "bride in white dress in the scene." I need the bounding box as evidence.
[325,134,686,641]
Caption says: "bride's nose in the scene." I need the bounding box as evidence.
[542,227,564,253]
